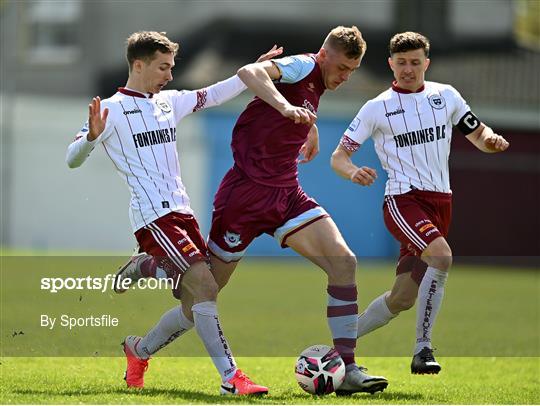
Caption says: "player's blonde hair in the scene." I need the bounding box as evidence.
[389,32,430,57]
[126,31,179,70]
[323,26,366,59]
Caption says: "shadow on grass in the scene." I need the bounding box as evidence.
[11,386,424,403]
[286,391,424,401]
[373,391,425,401]
[10,387,277,403]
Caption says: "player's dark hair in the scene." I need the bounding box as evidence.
[323,26,366,59]
[389,32,430,57]
[126,31,179,70]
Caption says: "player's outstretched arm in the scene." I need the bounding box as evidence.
[237,61,316,126]
[331,144,377,186]
[466,123,510,153]
[66,97,109,168]
[189,46,284,115]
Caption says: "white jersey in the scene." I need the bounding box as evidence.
[342,81,472,195]
[66,76,246,232]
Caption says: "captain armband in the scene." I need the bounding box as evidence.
[456,111,480,135]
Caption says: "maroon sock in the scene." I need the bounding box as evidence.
[327,284,358,366]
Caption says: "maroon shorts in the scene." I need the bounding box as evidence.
[135,211,208,275]
[208,166,327,262]
[383,190,452,283]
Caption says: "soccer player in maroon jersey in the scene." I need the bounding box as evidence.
[331,31,509,374]
[206,26,388,395]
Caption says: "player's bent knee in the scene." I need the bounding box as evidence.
[424,253,452,272]
[439,255,452,271]
[182,262,219,301]
[422,238,453,271]
[326,253,357,284]
[194,276,219,302]
[344,254,358,274]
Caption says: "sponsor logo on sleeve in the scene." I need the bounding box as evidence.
[347,117,360,132]
[74,121,89,140]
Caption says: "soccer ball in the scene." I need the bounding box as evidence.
[294,344,346,395]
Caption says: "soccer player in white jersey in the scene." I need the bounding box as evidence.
[66,31,282,395]
[331,31,509,374]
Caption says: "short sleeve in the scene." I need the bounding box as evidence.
[343,101,376,146]
[272,55,316,84]
[447,85,472,126]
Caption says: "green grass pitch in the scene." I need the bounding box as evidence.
[1,257,539,404]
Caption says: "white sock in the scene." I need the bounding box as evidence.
[135,306,193,358]
[415,266,448,354]
[357,292,398,338]
[192,301,237,381]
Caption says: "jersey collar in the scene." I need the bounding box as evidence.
[118,87,153,98]
[391,81,425,94]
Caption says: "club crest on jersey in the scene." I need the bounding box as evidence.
[428,94,446,110]
[224,231,242,248]
[156,99,171,113]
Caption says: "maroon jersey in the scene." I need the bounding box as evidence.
[231,55,325,187]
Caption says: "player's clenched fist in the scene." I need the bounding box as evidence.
[282,105,317,126]
[87,96,109,141]
[485,134,509,152]
[350,166,377,186]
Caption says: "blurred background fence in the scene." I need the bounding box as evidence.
[1,0,538,264]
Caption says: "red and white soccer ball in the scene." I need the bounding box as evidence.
[294,344,346,395]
